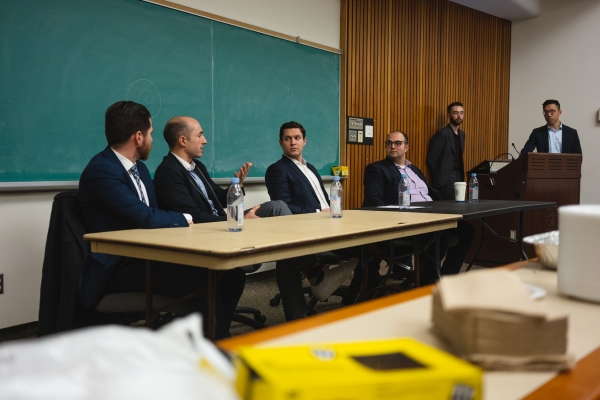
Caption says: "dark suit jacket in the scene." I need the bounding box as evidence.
[39,191,88,335]
[154,152,229,223]
[78,146,187,307]
[520,124,582,155]
[426,124,465,188]
[363,158,440,207]
[265,155,329,214]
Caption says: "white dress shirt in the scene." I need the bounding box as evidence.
[285,155,329,212]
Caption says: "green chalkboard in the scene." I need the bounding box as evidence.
[0,0,340,183]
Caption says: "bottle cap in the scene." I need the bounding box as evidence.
[333,176,340,181]
[231,177,240,183]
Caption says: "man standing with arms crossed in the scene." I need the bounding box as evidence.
[427,102,466,200]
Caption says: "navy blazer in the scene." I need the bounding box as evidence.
[265,155,329,214]
[426,124,466,188]
[363,158,440,207]
[78,146,187,307]
[520,124,582,155]
[154,152,228,223]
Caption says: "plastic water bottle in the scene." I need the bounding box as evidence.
[398,173,410,209]
[469,173,479,203]
[227,177,244,231]
[330,176,343,218]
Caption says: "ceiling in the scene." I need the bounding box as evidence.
[450,0,541,21]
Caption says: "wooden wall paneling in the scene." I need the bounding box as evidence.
[342,0,509,209]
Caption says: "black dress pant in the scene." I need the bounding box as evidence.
[107,257,245,340]
[437,170,463,200]
[275,246,361,321]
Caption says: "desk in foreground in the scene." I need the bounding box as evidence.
[219,261,600,400]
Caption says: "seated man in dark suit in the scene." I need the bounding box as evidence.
[265,121,359,320]
[521,99,582,156]
[154,116,291,222]
[363,130,475,283]
[79,101,243,339]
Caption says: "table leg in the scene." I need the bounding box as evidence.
[519,210,529,260]
[355,245,369,303]
[145,260,153,328]
[413,237,420,287]
[206,270,217,341]
[466,217,487,272]
[434,231,442,279]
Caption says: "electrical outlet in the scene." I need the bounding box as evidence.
[0,274,3,294]
[510,230,516,240]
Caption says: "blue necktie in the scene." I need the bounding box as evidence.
[130,164,147,205]
[188,169,219,216]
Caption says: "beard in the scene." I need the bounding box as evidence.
[138,140,152,160]
[450,116,462,126]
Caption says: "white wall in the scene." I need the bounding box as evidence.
[0,0,340,330]
[0,192,56,328]
[168,0,340,49]
[509,0,600,204]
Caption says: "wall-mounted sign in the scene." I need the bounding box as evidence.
[347,116,374,145]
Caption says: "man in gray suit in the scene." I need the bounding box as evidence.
[426,102,466,200]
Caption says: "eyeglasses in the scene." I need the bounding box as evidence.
[543,109,558,116]
[385,140,406,147]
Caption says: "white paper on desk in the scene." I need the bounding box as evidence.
[378,205,426,209]
[0,314,239,400]
[437,269,550,318]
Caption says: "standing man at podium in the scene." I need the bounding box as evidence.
[427,102,466,200]
[520,99,582,156]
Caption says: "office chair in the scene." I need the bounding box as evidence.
[232,265,267,329]
[268,252,352,314]
[349,234,460,304]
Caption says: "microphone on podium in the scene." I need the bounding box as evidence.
[512,142,520,155]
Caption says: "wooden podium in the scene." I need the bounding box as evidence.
[466,153,581,263]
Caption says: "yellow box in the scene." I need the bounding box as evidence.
[234,338,482,400]
[332,166,349,176]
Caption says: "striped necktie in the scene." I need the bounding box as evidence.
[129,164,147,205]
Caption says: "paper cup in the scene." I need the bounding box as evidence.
[454,182,466,201]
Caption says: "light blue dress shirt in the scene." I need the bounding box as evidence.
[548,123,563,153]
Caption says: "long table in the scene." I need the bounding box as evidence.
[218,260,600,399]
[84,210,460,339]
[364,199,556,269]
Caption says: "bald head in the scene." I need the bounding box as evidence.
[386,131,408,143]
[163,116,199,149]
[163,116,206,162]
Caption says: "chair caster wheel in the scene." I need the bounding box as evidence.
[255,315,267,323]
[269,298,280,307]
